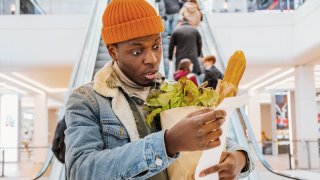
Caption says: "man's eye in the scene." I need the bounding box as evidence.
[132,49,142,56]
[153,44,162,50]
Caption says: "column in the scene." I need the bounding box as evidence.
[32,94,48,163]
[0,94,20,162]
[248,90,262,150]
[294,65,319,169]
[15,0,19,14]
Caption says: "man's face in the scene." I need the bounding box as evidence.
[108,34,162,87]
[203,61,213,69]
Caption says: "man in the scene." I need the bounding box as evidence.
[203,55,224,89]
[168,18,202,75]
[64,0,253,179]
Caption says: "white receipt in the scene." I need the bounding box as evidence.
[195,96,248,180]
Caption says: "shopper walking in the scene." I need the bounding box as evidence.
[163,0,181,35]
[169,18,202,75]
[180,0,202,28]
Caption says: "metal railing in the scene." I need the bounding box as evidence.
[0,146,50,178]
[237,108,305,179]
[257,139,320,170]
[0,0,45,15]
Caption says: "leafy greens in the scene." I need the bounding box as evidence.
[144,77,219,127]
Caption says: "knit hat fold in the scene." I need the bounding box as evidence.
[102,0,164,44]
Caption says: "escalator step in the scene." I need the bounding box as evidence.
[95,60,108,69]
[98,46,107,53]
[162,45,169,52]
[99,40,105,46]
[162,38,169,44]
[97,53,111,61]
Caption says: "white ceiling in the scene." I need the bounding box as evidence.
[0,67,72,104]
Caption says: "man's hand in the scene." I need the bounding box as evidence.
[164,108,226,156]
[199,151,247,180]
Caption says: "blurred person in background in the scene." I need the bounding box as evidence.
[156,0,167,22]
[179,0,202,28]
[169,17,202,75]
[163,0,181,35]
[178,0,188,8]
[203,55,224,89]
[174,58,198,85]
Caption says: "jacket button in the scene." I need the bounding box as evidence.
[155,156,163,166]
[136,99,144,105]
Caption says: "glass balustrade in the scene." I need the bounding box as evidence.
[200,0,308,13]
[0,0,93,15]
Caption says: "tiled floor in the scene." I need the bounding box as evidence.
[258,170,320,180]
[252,152,320,180]
[256,154,291,171]
[1,161,50,179]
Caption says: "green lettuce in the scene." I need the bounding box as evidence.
[145,78,219,127]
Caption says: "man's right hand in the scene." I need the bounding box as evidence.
[164,108,226,156]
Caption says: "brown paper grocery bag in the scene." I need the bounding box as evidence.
[160,106,204,180]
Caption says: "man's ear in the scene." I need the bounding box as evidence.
[107,44,119,61]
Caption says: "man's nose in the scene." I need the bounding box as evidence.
[144,50,158,64]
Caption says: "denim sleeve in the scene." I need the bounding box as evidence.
[65,88,178,180]
[226,137,255,179]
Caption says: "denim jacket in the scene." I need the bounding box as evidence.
[64,62,254,180]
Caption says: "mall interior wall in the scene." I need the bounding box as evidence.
[0,15,89,68]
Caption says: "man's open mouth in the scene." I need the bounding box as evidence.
[144,70,158,80]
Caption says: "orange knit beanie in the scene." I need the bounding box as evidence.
[102,0,164,45]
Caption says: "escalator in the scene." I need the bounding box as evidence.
[93,39,112,77]
[198,2,304,179]
[33,0,111,179]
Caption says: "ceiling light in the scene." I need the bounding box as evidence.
[12,72,67,93]
[251,68,294,90]
[0,73,44,94]
[11,4,16,15]
[239,68,281,90]
[266,77,295,90]
[0,86,27,95]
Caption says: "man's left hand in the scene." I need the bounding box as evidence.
[199,151,246,180]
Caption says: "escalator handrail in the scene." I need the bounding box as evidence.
[32,149,54,180]
[238,108,305,180]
